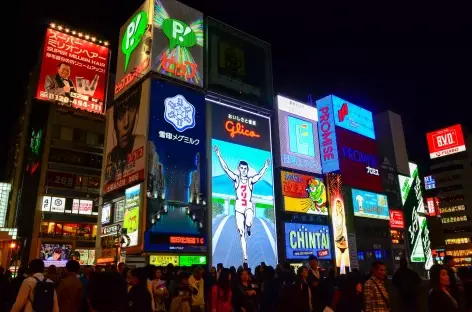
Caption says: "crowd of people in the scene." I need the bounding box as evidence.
[0,255,471,312]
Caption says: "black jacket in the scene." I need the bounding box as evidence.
[126,284,153,312]
[428,288,460,312]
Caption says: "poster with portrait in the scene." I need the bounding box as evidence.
[211,102,277,268]
[103,81,149,194]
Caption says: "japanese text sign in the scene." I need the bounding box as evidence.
[389,210,405,229]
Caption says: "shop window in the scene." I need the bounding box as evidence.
[73,129,87,144]
[60,127,73,141]
[86,132,99,146]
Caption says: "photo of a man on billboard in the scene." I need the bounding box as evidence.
[44,62,77,99]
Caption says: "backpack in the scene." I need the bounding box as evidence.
[31,276,55,312]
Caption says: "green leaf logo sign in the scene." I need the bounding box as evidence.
[122,11,148,71]
[162,19,196,50]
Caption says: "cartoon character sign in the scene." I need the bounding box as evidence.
[281,171,328,215]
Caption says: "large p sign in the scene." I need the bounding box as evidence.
[162,19,197,50]
[121,11,148,71]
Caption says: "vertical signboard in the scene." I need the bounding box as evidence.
[152,0,204,87]
[36,28,110,114]
[211,102,276,268]
[389,210,405,229]
[277,95,322,173]
[103,82,148,194]
[115,0,153,98]
[280,170,328,215]
[144,80,206,252]
[207,18,274,108]
[426,124,466,159]
[327,173,350,274]
[316,96,339,173]
[0,183,11,227]
[124,184,141,247]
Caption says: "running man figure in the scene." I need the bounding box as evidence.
[214,145,270,263]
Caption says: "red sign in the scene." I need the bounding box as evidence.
[225,121,261,139]
[114,57,149,96]
[103,170,145,194]
[426,197,440,216]
[46,171,76,189]
[317,249,330,258]
[36,28,109,114]
[389,210,404,229]
[426,124,466,159]
[169,236,205,245]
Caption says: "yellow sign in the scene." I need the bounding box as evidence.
[150,255,179,266]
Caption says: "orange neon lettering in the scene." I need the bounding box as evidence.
[225,121,261,139]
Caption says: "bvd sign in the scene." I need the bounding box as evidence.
[426,124,466,159]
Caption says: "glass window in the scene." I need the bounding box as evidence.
[86,132,99,146]
[73,129,87,144]
[51,125,61,139]
[60,127,73,141]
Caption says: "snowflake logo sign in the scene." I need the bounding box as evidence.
[164,94,196,132]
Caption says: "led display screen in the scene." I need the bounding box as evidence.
[351,188,389,220]
[211,101,276,268]
[426,124,466,159]
[424,175,436,190]
[331,95,375,139]
[124,184,141,247]
[389,210,405,229]
[40,244,72,267]
[180,255,207,266]
[150,254,179,266]
[337,128,382,192]
[327,173,350,273]
[36,28,109,114]
[284,222,331,260]
[102,204,111,224]
[316,96,339,173]
[280,170,327,215]
[103,82,148,194]
[145,80,206,252]
[277,95,322,174]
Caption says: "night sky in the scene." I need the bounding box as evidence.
[9,0,472,179]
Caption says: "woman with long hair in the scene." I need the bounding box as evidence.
[152,267,168,312]
[428,264,460,312]
[211,268,232,312]
[235,269,259,312]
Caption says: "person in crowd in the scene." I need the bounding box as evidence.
[170,272,192,312]
[152,267,168,312]
[123,267,133,292]
[444,256,460,301]
[57,260,83,312]
[428,264,460,312]
[46,265,59,287]
[10,259,59,312]
[144,265,156,311]
[217,263,224,281]
[80,265,93,312]
[321,267,336,310]
[363,261,390,312]
[10,266,27,300]
[87,271,127,312]
[127,268,153,312]
[296,266,313,312]
[236,269,258,312]
[392,258,421,312]
[260,266,277,312]
[333,272,363,312]
[307,256,326,312]
[457,267,472,311]
[212,268,233,312]
[0,266,12,311]
[189,266,205,312]
[118,262,126,275]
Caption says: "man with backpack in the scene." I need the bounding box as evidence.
[10,259,59,312]
[57,260,83,312]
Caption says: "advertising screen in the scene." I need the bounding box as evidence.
[75,249,95,265]
[180,255,207,266]
[426,124,466,159]
[280,170,327,215]
[145,80,206,252]
[389,210,404,229]
[424,175,436,190]
[36,28,109,114]
[351,188,389,220]
[211,102,276,268]
[400,162,433,268]
[327,173,350,273]
[337,128,382,192]
[316,96,339,173]
[150,254,179,266]
[40,243,72,267]
[207,18,274,109]
[103,82,148,194]
[284,223,331,260]
[124,184,141,247]
[332,95,375,139]
[115,0,153,98]
[152,0,204,88]
[0,183,11,227]
[277,96,321,174]
[102,204,111,224]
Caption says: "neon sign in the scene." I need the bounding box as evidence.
[115,57,150,95]
[225,121,261,139]
[161,55,197,79]
[169,236,205,245]
[316,96,340,173]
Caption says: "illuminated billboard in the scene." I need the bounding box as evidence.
[36,28,109,114]
[103,81,149,194]
[400,162,433,269]
[424,175,436,190]
[124,184,141,247]
[211,101,276,268]
[284,223,331,260]
[152,0,204,87]
[144,80,206,252]
[0,183,11,227]
[115,0,153,98]
[316,96,340,173]
[389,210,404,229]
[277,95,322,174]
[351,188,389,220]
[426,197,440,217]
[337,128,382,192]
[280,170,327,215]
[327,173,350,273]
[332,96,375,139]
[426,124,466,159]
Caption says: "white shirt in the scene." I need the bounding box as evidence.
[10,273,59,312]
[188,275,205,307]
